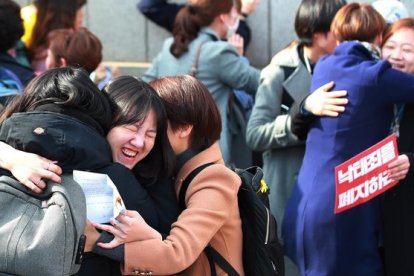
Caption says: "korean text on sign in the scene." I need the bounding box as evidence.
[334,134,399,213]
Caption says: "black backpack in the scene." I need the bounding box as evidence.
[179,164,285,276]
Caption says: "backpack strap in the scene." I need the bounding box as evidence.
[204,246,218,276]
[206,246,240,276]
[179,162,214,210]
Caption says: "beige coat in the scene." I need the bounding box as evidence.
[123,143,244,275]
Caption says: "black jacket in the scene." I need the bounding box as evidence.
[383,103,414,276]
[0,111,158,276]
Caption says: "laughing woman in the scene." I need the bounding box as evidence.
[0,70,176,275]
[86,75,245,276]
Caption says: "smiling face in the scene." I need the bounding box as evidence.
[382,27,414,74]
[107,108,157,169]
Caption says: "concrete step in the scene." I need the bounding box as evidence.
[103,61,151,79]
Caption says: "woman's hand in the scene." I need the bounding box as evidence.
[94,210,162,249]
[388,154,410,181]
[228,34,244,56]
[0,142,62,193]
[304,81,348,117]
[241,0,260,16]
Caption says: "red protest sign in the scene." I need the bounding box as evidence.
[334,134,399,214]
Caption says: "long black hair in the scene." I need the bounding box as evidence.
[1,67,115,134]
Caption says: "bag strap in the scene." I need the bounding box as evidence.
[204,246,218,276]
[179,162,214,210]
[207,246,240,276]
[190,40,209,77]
[178,163,241,276]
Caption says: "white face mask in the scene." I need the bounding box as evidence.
[226,17,239,38]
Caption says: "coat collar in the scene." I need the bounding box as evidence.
[199,27,220,42]
[334,41,377,61]
[283,61,311,102]
[271,42,312,101]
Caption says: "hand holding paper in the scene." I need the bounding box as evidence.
[94,210,162,249]
[387,154,410,181]
[73,170,126,223]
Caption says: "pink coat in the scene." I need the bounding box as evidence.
[123,143,244,275]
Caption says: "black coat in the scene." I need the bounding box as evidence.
[0,110,158,276]
[383,103,414,276]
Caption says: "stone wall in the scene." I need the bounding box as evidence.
[15,0,414,75]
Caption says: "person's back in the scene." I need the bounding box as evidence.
[283,4,414,275]
[309,43,396,157]
[245,1,346,274]
[144,0,259,166]
[136,0,259,52]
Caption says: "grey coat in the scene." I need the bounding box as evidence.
[144,27,259,166]
[246,43,311,232]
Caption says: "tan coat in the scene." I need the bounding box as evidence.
[123,143,244,275]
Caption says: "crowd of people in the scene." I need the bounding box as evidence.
[0,0,413,275]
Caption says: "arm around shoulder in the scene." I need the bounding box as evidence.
[0,141,62,193]
[246,65,301,151]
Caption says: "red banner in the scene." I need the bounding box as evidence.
[334,134,399,214]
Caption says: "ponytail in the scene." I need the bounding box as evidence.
[170,6,207,58]
[169,0,237,58]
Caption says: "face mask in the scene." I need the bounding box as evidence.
[226,17,239,38]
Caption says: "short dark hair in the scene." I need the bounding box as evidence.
[0,67,114,134]
[331,3,385,43]
[47,27,103,73]
[104,75,175,181]
[0,0,24,52]
[294,0,346,46]
[150,75,221,151]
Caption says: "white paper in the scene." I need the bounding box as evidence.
[73,170,126,223]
